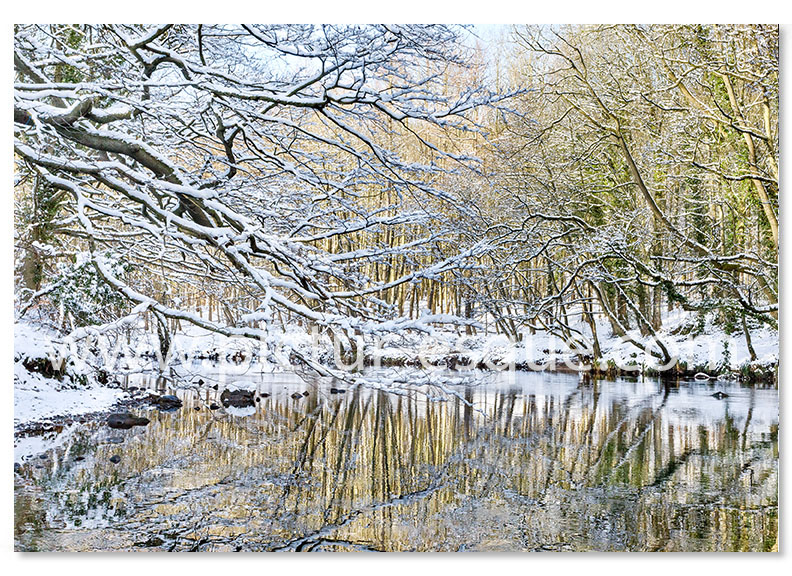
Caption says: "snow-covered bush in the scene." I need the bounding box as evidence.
[50,253,130,328]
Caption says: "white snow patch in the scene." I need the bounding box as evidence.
[14,321,126,427]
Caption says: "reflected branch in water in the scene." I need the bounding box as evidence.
[14,372,778,552]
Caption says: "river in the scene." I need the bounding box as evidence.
[14,369,778,551]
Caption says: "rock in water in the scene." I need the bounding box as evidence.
[330,387,346,394]
[220,389,255,408]
[154,394,183,411]
[291,392,303,400]
[711,391,729,399]
[107,412,150,429]
[135,536,165,548]
[109,455,121,464]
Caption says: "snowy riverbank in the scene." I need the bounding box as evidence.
[14,310,778,429]
[14,323,127,427]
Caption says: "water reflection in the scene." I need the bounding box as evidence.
[14,371,778,551]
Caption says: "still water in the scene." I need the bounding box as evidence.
[14,370,778,552]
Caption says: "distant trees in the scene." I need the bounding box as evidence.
[470,25,778,361]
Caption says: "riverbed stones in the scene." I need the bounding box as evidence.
[107,412,150,429]
[220,389,255,408]
[153,394,183,411]
[135,536,165,548]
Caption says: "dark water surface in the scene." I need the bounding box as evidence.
[14,370,778,551]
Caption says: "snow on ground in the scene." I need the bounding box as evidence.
[595,309,778,371]
[14,369,126,427]
[14,322,126,427]
[13,307,777,427]
[370,315,778,373]
[106,320,327,372]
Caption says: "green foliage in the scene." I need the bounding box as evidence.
[52,25,85,84]
[659,279,686,306]
[717,300,742,335]
[690,310,707,338]
[51,254,130,327]
[16,177,66,291]
[718,339,732,373]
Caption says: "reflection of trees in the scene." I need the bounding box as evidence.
[15,380,778,551]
